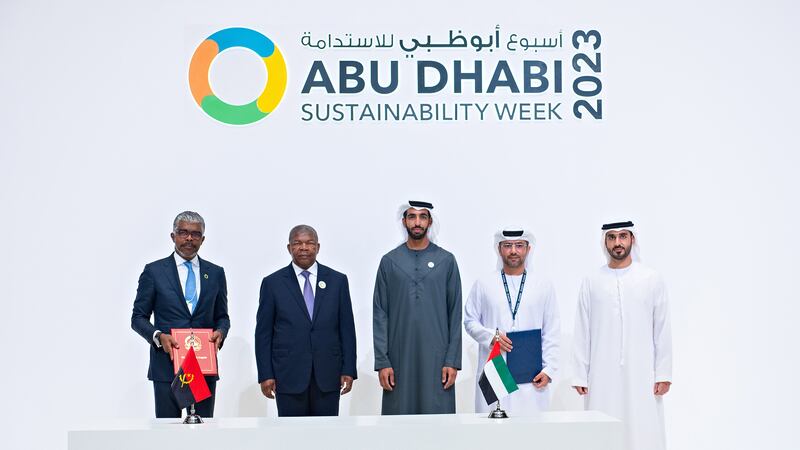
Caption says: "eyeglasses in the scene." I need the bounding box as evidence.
[176,229,203,239]
[500,242,528,250]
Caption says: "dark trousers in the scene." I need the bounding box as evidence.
[153,377,216,418]
[276,371,340,417]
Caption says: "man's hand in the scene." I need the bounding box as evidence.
[209,330,224,351]
[159,333,180,360]
[573,386,588,395]
[493,332,513,352]
[442,367,457,390]
[340,375,354,395]
[379,367,395,391]
[260,379,276,399]
[654,381,671,396]
[532,372,551,389]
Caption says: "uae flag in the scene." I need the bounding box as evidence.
[170,346,211,409]
[478,340,518,405]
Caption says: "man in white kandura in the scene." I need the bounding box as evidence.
[464,228,560,414]
[572,221,672,450]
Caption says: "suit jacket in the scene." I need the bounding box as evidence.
[131,254,231,382]
[255,263,357,394]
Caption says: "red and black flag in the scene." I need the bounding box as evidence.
[170,347,211,409]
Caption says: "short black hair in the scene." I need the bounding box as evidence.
[288,224,318,242]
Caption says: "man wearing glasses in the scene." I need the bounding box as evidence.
[131,211,230,418]
[464,228,560,415]
[255,225,357,416]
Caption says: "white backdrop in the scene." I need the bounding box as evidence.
[1,1,799,449]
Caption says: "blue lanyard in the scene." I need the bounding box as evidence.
[501,270,527,321]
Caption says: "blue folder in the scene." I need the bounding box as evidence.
[505,329,543,384]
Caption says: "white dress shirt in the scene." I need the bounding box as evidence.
[174,252,201,311]
[292,261,318,297]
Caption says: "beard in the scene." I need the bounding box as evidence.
[176,243,198,259]
[406,225,428,240]
[607,244,631,261]
[502,255,525,268]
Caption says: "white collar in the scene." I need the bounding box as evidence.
[174,252,199,267]
[292,261,318,276]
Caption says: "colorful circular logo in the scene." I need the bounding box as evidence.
[189,28,287,125]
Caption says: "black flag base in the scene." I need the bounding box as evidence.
[183,403,204,424]
[488,400,509,419]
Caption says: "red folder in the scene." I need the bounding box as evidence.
[170,328,218,376]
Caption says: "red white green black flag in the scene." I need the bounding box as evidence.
[478,340,519,405]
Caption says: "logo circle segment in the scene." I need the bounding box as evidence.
[189,28,287,125]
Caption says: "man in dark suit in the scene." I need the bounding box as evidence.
[131,211,230,418]
[255,224,357,416]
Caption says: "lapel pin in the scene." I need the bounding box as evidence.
[203,273,209,279]
[318,281,327,289]
[428,261,435,268]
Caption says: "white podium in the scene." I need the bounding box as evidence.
[68,411,622,450]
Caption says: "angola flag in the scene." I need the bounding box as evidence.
[170,346,211,409]
[478,340,518,405]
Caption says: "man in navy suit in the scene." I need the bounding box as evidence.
[255,224,357,416]
[131,211,230,418]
